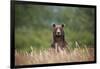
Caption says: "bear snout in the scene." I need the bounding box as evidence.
[56,31,61,36]
[56,28,61,36]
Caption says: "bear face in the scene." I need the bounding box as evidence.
[52,24,64,37]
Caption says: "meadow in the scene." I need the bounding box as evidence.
[15,3,95,65]
[15,42,94,65]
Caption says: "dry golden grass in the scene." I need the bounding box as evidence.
[15,45,94,65]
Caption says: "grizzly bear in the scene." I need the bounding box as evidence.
[51,24,68,52]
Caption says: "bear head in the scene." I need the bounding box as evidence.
[52,24,64,37]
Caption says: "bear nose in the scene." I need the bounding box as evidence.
[57,32,60,34]
[57,28,60,33]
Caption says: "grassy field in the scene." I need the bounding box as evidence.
[15,4,95,66]
[15,43,94,65]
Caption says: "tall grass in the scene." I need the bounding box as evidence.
[15,42,94,65]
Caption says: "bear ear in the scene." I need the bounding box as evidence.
[62,24,64,27]
[52,24,56,27]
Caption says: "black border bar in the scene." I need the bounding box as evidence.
[11,1,96,68]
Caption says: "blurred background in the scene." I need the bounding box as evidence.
[15,4,95,52]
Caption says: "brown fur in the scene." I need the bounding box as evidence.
[51,24,68,52]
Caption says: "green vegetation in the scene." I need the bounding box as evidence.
[15,4,95,51]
